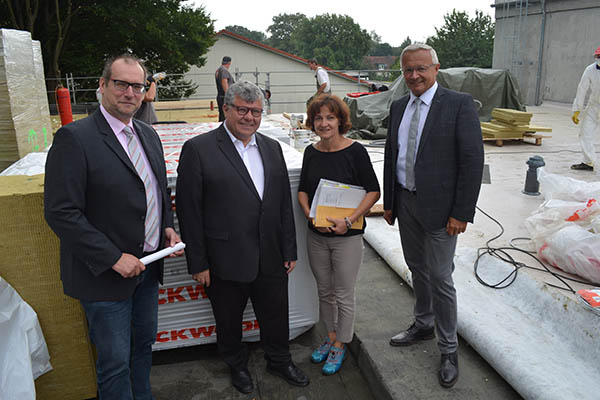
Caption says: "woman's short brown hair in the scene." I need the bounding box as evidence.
[306,94,352,135]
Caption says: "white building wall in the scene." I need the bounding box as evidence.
[186,35,368,114]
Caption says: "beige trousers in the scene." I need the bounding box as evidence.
[306,229,364,343]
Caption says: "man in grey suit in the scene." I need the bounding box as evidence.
[176,81,309,394]
[383,44,484,388]
[45,54,182,399]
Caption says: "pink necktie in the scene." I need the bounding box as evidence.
[123,126,159,249]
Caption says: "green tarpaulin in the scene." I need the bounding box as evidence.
[345,68,526,139]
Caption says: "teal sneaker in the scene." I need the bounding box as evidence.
[310,337,332,364]
[322,345,347,375]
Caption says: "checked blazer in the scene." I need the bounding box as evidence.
[383,86,484,230]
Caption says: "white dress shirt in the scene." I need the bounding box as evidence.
[224,126,265,199]
[396,82,438,188]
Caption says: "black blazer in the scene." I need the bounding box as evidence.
[383,86,484,230]
[176,125,297,282]
[44,110,174,301]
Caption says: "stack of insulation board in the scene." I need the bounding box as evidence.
[481,108,552,139]
[0,29,53,172]
[0,174,97,399]
[152,121,317,351]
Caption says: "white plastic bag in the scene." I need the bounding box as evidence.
[0,277,52,400]
[525,169,600,284]
[538,225,600,284]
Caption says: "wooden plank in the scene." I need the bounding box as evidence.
[525,125,553,132]
[483,133,551,147]
[492,108,533,118]
[491,109,532,124]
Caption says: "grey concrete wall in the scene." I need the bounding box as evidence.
[492,0,600,106]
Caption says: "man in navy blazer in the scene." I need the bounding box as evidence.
[44,54,182,399]
[383,44,484,388]
[176,81,309,394]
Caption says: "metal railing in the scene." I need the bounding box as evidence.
[45,68,400,113]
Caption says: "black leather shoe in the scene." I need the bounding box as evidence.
[389,323,435,346]
[439,351,459,388]
[571,162,594,171]
[231,367,254,394]
[266,362,310,387]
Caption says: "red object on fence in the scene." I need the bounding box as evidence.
[56,86,73,126]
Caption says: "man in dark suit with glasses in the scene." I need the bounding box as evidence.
[383,43,484,388]
[45,54,182,400]
[176,80,309,394]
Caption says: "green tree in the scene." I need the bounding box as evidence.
[389,37,413,80]
[0,0,215,99]
[225,24,267,43]
[267,13,307,54]
[393,36,413,56]
[371,42,393,56]
[426,9,494,68]
[292,14,372,70]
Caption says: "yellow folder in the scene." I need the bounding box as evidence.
[314,205,364,229]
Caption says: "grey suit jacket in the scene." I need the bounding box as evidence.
[44,110,174,301]
[175,124,297,282]
[383,86,484,230]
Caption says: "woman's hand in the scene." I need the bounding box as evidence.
[312,218,331,233]
[325,217,348,235]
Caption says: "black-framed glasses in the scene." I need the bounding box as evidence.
[229,104,262,117]
[402,64,436,75]
[111,79,146,94]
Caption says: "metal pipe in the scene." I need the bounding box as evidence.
[534,0,546,105]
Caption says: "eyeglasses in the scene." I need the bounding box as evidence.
[402,64,436,75]
[111,79,146,94]
[229,104,263,117]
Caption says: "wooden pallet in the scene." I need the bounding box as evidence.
[483,133,551,147]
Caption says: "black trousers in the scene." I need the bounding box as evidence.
[217,96,225,122]
[205,272,291,370]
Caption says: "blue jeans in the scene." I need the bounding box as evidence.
[81,270,158,400]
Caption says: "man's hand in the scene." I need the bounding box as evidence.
[572,111,580,125]
[192,270,211,287]
[446,217,467,236]
[164,227,184,257]
[112,253,145,278]
[383,210,394,225]
[284,260,297,274]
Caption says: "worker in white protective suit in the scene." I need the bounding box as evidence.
[571,46,600,171]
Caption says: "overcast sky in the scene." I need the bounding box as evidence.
[190,1,495,47]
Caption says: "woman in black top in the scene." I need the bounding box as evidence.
[298,95,380,375]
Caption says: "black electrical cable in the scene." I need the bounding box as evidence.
[473,205,595,293]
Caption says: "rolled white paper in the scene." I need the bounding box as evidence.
[140,242,186,265]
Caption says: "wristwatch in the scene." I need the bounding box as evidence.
[344,217,352,230]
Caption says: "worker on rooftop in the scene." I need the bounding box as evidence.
[571,46,600,171]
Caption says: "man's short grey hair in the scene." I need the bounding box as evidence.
[400,43,439,66]
[224,81,264,105]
